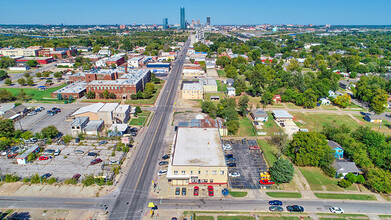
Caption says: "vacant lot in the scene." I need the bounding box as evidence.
[129,110,151,127]
[204,92,226,102]
[236,117,257,137]
[2,84,67,102]
[217,70,226,77]
[314,193,376,200]
[218,216,255,220]
[353,115,391,135]
[257,139,277,166]
[216,80,228,92]
[291,112,359,132]
[125,82,164,105]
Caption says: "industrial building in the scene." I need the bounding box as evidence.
[51,82,87,99]
[166,127,228,186]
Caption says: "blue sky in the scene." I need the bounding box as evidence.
[1,0,390,25]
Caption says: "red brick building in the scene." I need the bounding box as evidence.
[16,57,53,65]
[106,56,125,67]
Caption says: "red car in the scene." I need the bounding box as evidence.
[91,158,102,165]
[72,174,81,180]
[260,179,275,185]
[208,185,214,196]
[39,156,49,160]
[194,186,199,196]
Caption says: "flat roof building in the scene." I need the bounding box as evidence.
[182,83,203,99]
[199,78,217,92]
[167,127,228,186]
[51,82,87,99]
[272,110,294,121]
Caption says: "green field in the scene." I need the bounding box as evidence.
[261,112,282,135]
[125,82,164,105]
[353,115,391,135]
[299,167,357,191]
[204,92,226,102]
[1,84,67,102]
[195,216,214,220]
[314,193,376,200]
[217,70,226,77]
[266,192,302,198]
[217,80,228,92]
[236,117,257,137]
[290,112,360,131]
[217,216,255,220]
[229,191,248,197]
[129,111,150,127]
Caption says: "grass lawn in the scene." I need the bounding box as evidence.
[259,217,310,220]
[83,99,122,103]
[217,70,226,77]
[125,82,164,105]
[314,193,376,200]
[285,103,302,109]
[218,216,255,220]
[236,116,257,137]
[0,69,27,74]
[261,112,283,135]
[204,92,226,102]
[353,115,391,135]
[379,215,391,219]
[290,112,360,132]
[266,192,302,198]
[321,105,339,110]
[217,80,228,92]
[318,213,368,218]
[299,167,344,192]
[129,111,150,127]
[229,191,248,197]
[2,84,67,102]
[195,216,215,220]
[257,139,278,166]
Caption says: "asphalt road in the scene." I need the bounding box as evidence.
[108,38,191,220]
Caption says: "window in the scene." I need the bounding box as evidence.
[220,170,224,175]
[203,179,208,183]
[174,171,178,175]
[212,170,217,175]
[190,171,193,175]
[210,179,213,183]
[198,171,201,175]
[181,171,186,175]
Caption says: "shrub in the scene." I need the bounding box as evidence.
[82,174,95,186]
[46,177,57,185]
[4,174,19,182]
[357,175,365,184]
[27,152,37,162]
[322,166,337,178]
[338,179,352,188]
[113,165,120,175]
[22,178,30,183]
[64,178,77,185]
[111,151,116,157]
[346,173,357,183]
[30,174,41,184]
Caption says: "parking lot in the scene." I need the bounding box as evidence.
[0,140,124,180]
[16,103,88,135]
[223,139,268,189]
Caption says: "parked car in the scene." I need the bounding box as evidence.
[230,139,235,144]
[208,185,214,196]
[54,149,61,156]
[162,154,170,160]
[193,186,199,196]
[242,139,246,144]
[329,207,344,214]
[226,158,236,162]
[158,170,167,176]
[39,107,45,111]
[286,205,304,213]
[27,112,37,116]
[280,123,285,127]
[91,158,102,165]
[74,150,84,154]
[44,149,55,155]
[34,109,41,113]
[269,206,284,212]
[228,172,241,178]
[130,127,138,132]
[175,187,180,195]
[223,144,232,151]
[72,174,81,180]
[227,163,236,167]
[75,138,80,143]
[181,188,186,196]
[41,173,52,179]
[88,152,98,156]
[253,121,259,125]
[225,154,233,159]
[269,200,283,206]
[130,132,137,137]
[159,161,169,166]
[98,141,108,145]
[260,179,275,185]
[39,156,49,160]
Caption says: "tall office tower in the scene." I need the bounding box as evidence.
[206,17,211,26]
[197,19,200,26]
[180,7,186,29]
[163,18,168,29]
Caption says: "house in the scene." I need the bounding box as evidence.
[227,87,236,96]
[364,114,383,123]
[108,124,129,137]
[328,140,344,159]
[272,95,282,103]
[319,97,331,105]
[328,90,336,98]
[251,109,269,122]
[226,78,234,86]
[339,79,358,90]
[16,145,40,165]
[332,160,360,178]
[272,110,294,121]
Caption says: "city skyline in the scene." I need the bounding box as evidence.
[0,0,390,25]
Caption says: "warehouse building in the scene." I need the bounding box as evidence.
[51,82,87,99]
[166,127,227,186]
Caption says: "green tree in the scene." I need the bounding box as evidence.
[53,72,62,79]
[20,131,34,140]
[16,89,29,101]
[42,71,51,78]
[35,72,42,78]
[261,92,274,109]
[332,94,351,108]
[238,96,250,116]
[0,119,15,138]
[57,93,63,100]
[269,158,294,183]
[17,78,26,86]
[338,179,352,188]
[4,78,12,86]
[0,137,12,151]
[0,89,15,102]
[143,90,153,99]
[371,89,388,114]
[23,72,30,78]
[226,120,239,134]
[0,70,8,80]
[26,60,39,67]
[365,168,391,193]
[357,175,365,184]
[216,56,231,68]
[62,135,72,144]
[26,78,34,86]
[102,89,110,99]
[86,91,96,99]
[145,82,155,93]
[0,57,16,68]
[41,125,59,139]
[201,101,217,118]
[136,91,143,99]
[224,65,237,78]
[135,106,142,114]
[68,95,74,103]
[345,173,357,183]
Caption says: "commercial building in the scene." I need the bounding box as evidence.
[105,55,125,67]
[16,145,40,165]
[206,17,211,26]
[128,57,144,68]
[98,49,112,56]
[182,68,204,77]
[16,57,53,65]
[272,110,294,121]
[70,116,104,137]
[178,117,227,136]
[163,18,168,29]
[180,7,186,29]
[199,78,217,92]
[251,109,269,122]
[182,83,203,99]
[0,48,39,57]
[51,82,87,99]
[86,69,151,99]
[166,127,228,186]
[71,103,131,126]
[37,47,76,59]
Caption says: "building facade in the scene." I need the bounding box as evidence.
[182,83,203,99]
[180,7,186,29]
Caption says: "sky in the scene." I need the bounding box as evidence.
[1,0,390,25]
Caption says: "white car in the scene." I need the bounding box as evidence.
[27,112,37,116]
[329,207,344,213]
[228,172,241,178]
[223,144,232,151]
[158,170,168,176]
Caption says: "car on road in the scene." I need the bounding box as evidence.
[162,154,170,160]
[269,206,284,212]
[158,170,167,176]
[182,188,186,196]
[227,163,236,167]
[27,112,37,116]
[39,156,49,160]
[88,152,98,156]
[286,205,304,213]
[41,173,52,179]
[98,141,108,145]
[91,158,102,165]
[228,172,241,178]
[230,139,235,144]
[54,149,61,156]
[172,218,178,220]
[159,161,169,166]
[269,200,283,206]
[74,150,84,154]
[329,207,344,213]
[72,174,81,180]
[208,185,214,196]
[193,186,199,196]
[175,187,180,195]
[39,107,45,111]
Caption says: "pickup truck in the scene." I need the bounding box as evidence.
[259,179,275,185]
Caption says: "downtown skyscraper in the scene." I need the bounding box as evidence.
[180,7,186,29]
[162,18,168,29]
